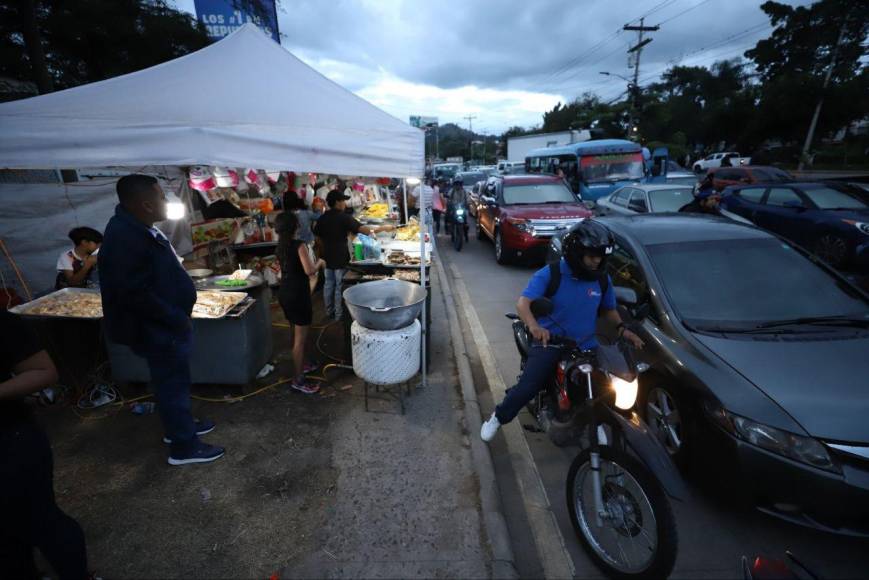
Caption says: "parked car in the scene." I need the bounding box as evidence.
[596,184,695,216]
[497,160,526,175]
[476,174,592,264]
[693,152,751,173]
[721,181,869,270]
[432,162,462,181]
[709,166,794,192]
[455,171,486,192]
[467,179,489,217]
[548,214,869,535]
[665,161,698,187]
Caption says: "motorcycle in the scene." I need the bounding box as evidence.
[507,293,685,579]
[449,201,469,252]
[742,552,821,580]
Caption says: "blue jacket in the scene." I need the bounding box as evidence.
[98,205,196,349]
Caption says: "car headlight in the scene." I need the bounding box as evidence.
[842,220,869,235]
[611,375,638,410]
[505,217,531,233]
[704,403,840,473]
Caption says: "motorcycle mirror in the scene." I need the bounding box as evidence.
[530,298,554,318]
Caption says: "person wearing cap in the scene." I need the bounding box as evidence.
[679,175,722,216]
[313,190,395,321]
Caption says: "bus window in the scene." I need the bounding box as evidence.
[579,153,644,183]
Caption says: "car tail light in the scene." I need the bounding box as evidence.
[558,387,571,411]
[505,217,531,233]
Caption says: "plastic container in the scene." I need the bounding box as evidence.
[131,402,157,415]
[353,240,364,261]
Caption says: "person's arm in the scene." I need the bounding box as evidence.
[358,224,396,236]
[517,267,552,346]
[62,254,98,286]
[297,244,325,276]
[599,279,645,349]
[0,350,58,400]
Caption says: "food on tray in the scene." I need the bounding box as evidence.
[24,292,103,318]
[228,269,252,281]
[215,279,248,287]
[394,222,421,241]
[392,270,421,282]
[192,291,246,318]
[361,202,389,219]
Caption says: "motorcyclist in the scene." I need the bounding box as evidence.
[481,220,644,442]
[680,174,722,215]
[446,177,470,242]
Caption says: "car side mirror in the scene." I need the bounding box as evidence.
[530,298,554,318]
[614,286,637,306]
[481,195,495,205]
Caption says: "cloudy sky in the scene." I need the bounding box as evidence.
[173,0,811,134]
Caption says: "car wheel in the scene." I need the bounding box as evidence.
[641,383,691,466]
[495,229,511,264]
[814,234,849,268]
[693,164,703,174]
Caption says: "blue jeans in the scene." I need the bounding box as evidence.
[137,326,198,454]
[324,268,346,319]
[495,345,562,424]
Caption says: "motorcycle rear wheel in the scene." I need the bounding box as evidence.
[566,446,678,579]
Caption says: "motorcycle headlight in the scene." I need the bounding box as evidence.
[706,403,840,473]
[455,208,465,216]
[611,375,638,410]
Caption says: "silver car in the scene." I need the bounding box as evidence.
[596,184,695,216]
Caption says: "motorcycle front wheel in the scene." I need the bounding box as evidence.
[566,446,678,579]
[453,223,464,251]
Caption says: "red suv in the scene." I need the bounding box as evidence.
[476,175,592,264]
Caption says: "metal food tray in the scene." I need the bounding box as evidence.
[192,291,248,319]
[9,288,103,320]
[223,296,257,318]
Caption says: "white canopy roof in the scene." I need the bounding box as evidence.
[0,25,423,177]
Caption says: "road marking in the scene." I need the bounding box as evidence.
[446,260,576,580]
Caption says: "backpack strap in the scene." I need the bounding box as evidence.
[544,261,561,298]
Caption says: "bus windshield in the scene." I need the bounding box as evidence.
[580,153,644,183]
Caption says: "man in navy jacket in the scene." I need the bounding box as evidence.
[99,174,224,466]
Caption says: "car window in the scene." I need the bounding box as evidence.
[611,188,631,206]
[502,183,576,204]
[647,238,868,327]
[628,190,648,213]
[765,187,804,207]
[737,187,766,203]
[752,168,792,182]
[608,242,656,322]
[801,186,868,210]
[648,188,694,212]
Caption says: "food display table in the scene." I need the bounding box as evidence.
[105,283,273,385]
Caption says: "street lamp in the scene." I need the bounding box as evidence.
[599,71,632,84]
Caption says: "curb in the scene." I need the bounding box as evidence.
[433,256,519,580]
[440,257,576,580]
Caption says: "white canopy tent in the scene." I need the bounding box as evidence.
[0,24,423,177]
[0,25,430,388]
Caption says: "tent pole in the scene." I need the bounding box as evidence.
[419,177,427,390]
[402,179,409,224]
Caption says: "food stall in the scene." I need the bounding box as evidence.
[0,24,427,391]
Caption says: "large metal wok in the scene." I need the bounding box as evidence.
[343,279,427,331]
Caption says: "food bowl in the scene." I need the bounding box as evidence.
[186,268,213,278]
[343,279,427,331]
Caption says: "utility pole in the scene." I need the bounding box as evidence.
[624,18,658,138]
[464,114,477,162]
[798,18,848,171]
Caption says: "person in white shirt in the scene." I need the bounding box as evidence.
[410,179,434,220]
[55,227,102,290]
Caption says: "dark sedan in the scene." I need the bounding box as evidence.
[720,181,869,271]
[550,214,869,534]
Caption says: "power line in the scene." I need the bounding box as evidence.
[657,0,715,26]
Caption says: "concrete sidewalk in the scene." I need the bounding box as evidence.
[40,276,514,578]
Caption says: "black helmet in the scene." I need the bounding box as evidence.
[561,220,614,280]
[452,176,464,186]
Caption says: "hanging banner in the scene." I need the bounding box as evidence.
[193,0,280,43]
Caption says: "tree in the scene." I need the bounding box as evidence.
[745,0,869,146]
[0,0,210,94]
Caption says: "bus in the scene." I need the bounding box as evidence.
[525,139,653,202]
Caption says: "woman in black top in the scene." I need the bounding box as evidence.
[276,211,325,394]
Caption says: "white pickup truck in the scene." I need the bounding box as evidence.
[692,152,751,173]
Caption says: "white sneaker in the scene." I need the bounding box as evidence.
[480,412,501,442]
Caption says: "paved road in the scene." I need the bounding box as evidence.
[438,218,869,579]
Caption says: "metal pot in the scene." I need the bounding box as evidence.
[343,279,427,331]
[187,268,213,278]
